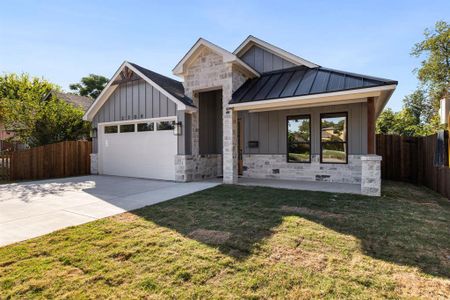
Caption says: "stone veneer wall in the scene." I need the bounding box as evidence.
[176,47,248,183]
[90,153,98,175]
[175,154,222,182]
[242,154,362,184]
[361,155,382,196]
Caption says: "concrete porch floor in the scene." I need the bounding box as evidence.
[236,177,361,195]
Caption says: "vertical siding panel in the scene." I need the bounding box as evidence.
[120,85,126,120]
[145,84,153,118]
[139,81,146,118]
[249,113,259,154]
[168,100,176,116]
[153,88,160,117]
[268,111,279,153]
[132,81,139,119]
[126,82,132,119]
[273,55,283,71]
[103,99,110,122]
[278,111,286,153]
[109,92,115,121]
[114,89,120,121]
[263,50,273,73]
[254,47,264,73]
[259,112,269,153]
[160,95,168,117]
[242,111,250,154]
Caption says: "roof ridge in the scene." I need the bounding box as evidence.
[318,67,397,84]
[128,62,183,85]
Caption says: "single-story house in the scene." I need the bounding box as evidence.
[83,36,397,196]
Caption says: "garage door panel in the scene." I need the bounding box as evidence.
[99,128,176,180]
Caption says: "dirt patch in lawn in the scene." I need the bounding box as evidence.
[188,229,231,245]
[269,246,328,271]
[393,272,450,299]
[280,205,345,219]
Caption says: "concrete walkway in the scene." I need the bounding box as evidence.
[237,177,361,194]
[0,175,219,247]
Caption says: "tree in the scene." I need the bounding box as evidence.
[69,74,108,99]
[0,73,90,147]
[411,20,450,113]
[376,108,397,134]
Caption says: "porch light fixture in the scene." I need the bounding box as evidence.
[173,121,182,136]
[90,127,98,138]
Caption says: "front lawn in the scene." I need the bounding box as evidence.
[1,182,449,298]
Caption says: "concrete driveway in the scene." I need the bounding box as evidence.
[0,175,219,247]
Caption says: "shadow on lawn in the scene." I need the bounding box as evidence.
[133,181,450,279]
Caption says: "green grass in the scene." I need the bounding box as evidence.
[1,182,450,298]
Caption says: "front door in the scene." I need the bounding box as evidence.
[238,118,243,175]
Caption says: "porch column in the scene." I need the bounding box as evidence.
[367,97,376,154]
[223,108,238,184]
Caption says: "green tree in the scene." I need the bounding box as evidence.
[0,73,90,147]
[376,108,397,134]
[69,74,108,99]
[411,20,450,113]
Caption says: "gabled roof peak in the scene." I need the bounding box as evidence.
[234,35,319,69]
[172,38,259,78]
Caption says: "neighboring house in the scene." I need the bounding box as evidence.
[44,91,93,112]
[83,36,397,196]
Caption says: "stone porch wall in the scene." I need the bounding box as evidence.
[242,154,362,184]
[175,154,222,182]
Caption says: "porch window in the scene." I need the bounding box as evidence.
[287,115,311,163]
[320,112,348,164]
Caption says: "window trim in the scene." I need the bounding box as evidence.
[286,114,311,164]
[320,112,348,164]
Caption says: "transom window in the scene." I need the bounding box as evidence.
[120,124,135,133]
[137,122,154,132]
[104,125,118,134]
[157,121,175,131]
[287,115,311,163]
[320,113,347,164]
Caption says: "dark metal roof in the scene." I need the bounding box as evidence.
[129,62,194,107]
[231,66,398,104]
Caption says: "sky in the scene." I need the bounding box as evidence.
[0,1,448,111]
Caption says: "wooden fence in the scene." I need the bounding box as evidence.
[0,140,91,181]
[376,133,450,199]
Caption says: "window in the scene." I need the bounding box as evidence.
[287,115,311,163]
[120,124,135,133]
[320,113,347,164]
[137,122,154,132]
[104,125,118,134]
[157,121,175,131]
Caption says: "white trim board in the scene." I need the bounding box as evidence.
[83,61,195,121]
[233,35,319,68]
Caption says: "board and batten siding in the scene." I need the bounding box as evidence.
[239,102,368,155]
[240,45,296,73]
[91,79,178,153]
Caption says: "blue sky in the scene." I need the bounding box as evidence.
[0,1,448,111]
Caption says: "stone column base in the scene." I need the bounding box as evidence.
[361,155,382,196]
[90,153,98,175]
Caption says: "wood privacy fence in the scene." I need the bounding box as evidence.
[0,140,91,181]
[376,133,450,200]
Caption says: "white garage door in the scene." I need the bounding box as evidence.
[98,120,177,180]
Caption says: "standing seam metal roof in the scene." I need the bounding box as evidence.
[230,66,398,104]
